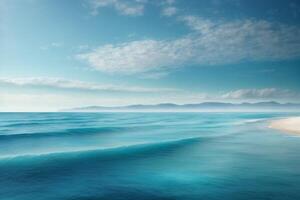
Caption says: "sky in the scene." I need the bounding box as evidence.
[1,0,300,111]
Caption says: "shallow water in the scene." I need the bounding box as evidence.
[0,112,300,200]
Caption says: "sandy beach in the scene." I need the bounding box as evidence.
[270,117,300,134]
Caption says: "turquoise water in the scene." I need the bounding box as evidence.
[0,112,300,200]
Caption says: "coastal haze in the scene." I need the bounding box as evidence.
[1,0,300,200]
[66,101,300,112]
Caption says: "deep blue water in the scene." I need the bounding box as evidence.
[0,112,300,200]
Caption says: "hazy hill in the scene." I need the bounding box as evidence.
[63,101,300,112]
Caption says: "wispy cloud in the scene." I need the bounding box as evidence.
[77,16,300,75]
[40,42,63,50]
[89,0,146,16]
[88,0,178,17]
[221,88,298,99]
[76,39,188,74]
[162,6,177,16]
[51,42,63,47]
[0,77,178,93]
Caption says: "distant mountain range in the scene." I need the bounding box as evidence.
[63,101,300,112]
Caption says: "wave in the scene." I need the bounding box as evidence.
[0,136,203,161]
[2,122,46,127]
[243,118,269,124]
[1,120,91,128]
[0,126,131,140]
[1,117,86,126]
[217,118,269,127]
[0,123,170,140]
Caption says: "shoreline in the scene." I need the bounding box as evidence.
[269,117,300,134]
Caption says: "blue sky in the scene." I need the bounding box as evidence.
[1,0,300,111]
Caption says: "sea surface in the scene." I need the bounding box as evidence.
[0,112,300,200]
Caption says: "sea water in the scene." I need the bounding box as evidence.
[0,112,300,200]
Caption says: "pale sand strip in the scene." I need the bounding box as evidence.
[270,117,300,134]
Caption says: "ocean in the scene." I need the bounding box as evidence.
[0,112,300,200]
